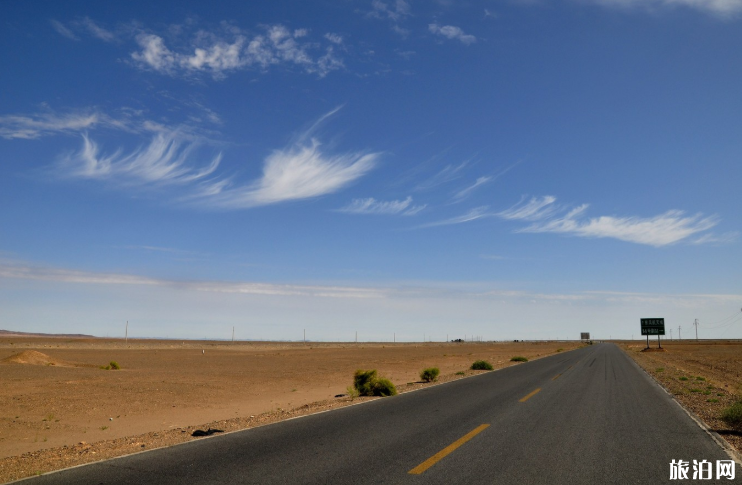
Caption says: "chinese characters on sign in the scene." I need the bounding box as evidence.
[641,318,665,336]
[669,459,735,480]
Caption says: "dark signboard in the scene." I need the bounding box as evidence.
[641,318,665,336]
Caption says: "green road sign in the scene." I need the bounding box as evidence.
[641,318,665,336]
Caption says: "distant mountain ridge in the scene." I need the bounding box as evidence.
[0,329,95,338]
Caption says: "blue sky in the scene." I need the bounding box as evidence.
[1,0,741,341]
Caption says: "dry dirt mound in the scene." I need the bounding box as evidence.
[2,350,74,367]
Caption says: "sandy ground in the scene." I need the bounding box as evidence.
[620,340,742,458]
[0,337,580,482]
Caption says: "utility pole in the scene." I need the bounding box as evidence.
[693,319,699,341]
[125,321,128,344]
[678,325,681,340]
[670,328,673,340]
[232,326,235,343]
[303,329,306,343]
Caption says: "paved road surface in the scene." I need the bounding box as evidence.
[19,344,741,484]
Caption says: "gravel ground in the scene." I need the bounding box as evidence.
[0,369,490,483]
[621,343,742,458]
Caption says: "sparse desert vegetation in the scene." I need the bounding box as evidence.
[510,356,528,362]
[101,361,120,370]
[353,369,397,397]
[0,337,579,482]
[420,367,440,382]
[622,340,742,457]
[721,401,742,427]
[471,360,494,370]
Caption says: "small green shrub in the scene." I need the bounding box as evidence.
[707,399,719,403]
[689,388,702,393]
[656,368,665,372]
[353,369,397,397]
[720,402,742,427]
[455,371,465,376]
[679,377,689,381]
[353,369,377,395]
[101,361,121,370]
[696,376,706,381]
[510,356,528,362]
[703,391,712,395]
[471,360,494,370]
[556,348,564,352]
[346,385,359,400]
[372,378,397,397]
[420,367,440,382]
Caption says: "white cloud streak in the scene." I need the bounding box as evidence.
[50,20,78,40]
[428,24,477,44]
[0,111,107,139]
[58,132,221,186]
[339,196,426,215]
[497,195,557,221]
[131,25,343,79]
[79,17,116,42]
[197,139,377,209]
[0,263,387,299]
[498,196,720,247]
[416,160,470,191]
[581,0,742,17]
[5,260,737,310]
[454,176,492,200]
[419,206,492,228]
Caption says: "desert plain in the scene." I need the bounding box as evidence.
[3,337,742,482]
[0,337,580,482]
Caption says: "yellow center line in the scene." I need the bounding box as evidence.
[519,388,541,402]
[408,424,490,475]
[552,373,562,380]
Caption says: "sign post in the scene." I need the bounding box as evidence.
[640,318,665,349]
[580,332,590,341]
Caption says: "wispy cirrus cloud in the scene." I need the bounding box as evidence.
[8,105,374,210]
[78,17,116,42]
[58,131,222,186]
[131,24,343,79]
[187,107,378,209]
[580,0,742,17]
[429,24,477,44]
[416,160,471,191]
[50,20,78,40]
[196,139,377,209]
[0,103,222,141]
[454,176,492,201]
[339,196,426,215]
[418,206,492,228]
[498,196,721,247]
[0,110,116,139]
[50,17,118,42]
[497,195,557,221]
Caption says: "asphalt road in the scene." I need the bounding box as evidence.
[20,343,741,484]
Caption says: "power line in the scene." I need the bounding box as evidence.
[705,308,742,328]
